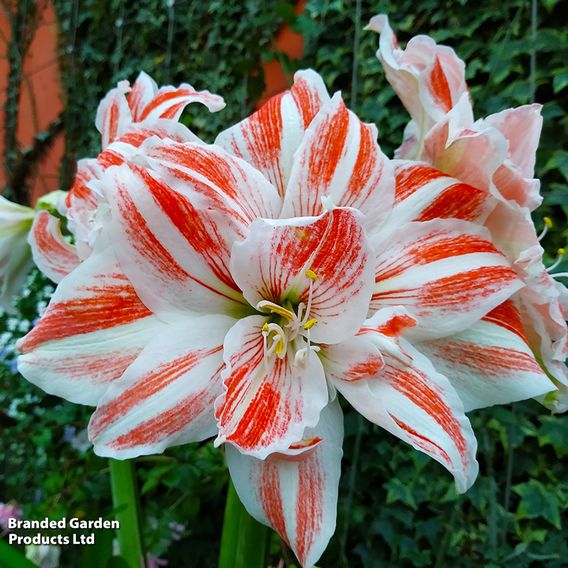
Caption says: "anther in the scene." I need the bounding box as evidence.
[303,318,318,330]
[306,269,318,282]
[539,217,553,241]
[256,300,295,320]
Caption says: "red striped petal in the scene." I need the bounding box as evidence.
[419,300,555,411]
[17,247,165,406]
[392,161,495,225]
[372,219,523,339]
[281,93,394,230]
[137,84,225,122]
[29,211,80,282]
[335,338,478,492]
[216,69,330,198]
[226,399,343,567]
[90,315,234,458]
[367,14,468,130]
[127,71,158,121]
[95,80,133,148]
[103,161,250,318]
[215,316,329,458]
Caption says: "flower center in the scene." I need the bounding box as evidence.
[257,269,321,366]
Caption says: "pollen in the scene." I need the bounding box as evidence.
[262,322,269,333]
[544,216,553,229]
[274,337,285,355]
[558,248,565,255]
[303,318,318,330]
[306,269,318,281]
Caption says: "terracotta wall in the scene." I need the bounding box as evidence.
[0,2,64,204]
[259,0,306,106]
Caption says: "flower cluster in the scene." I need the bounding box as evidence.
[9,14,567,567]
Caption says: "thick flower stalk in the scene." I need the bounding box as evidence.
[15,58,559,567]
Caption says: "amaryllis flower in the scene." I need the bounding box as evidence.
[369,14,566,412]
[28,71,225,283]
[0,196,35,310]
[17,69,547,567]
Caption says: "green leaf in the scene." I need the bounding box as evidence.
[514,480,562,529]
[553,69,568,93]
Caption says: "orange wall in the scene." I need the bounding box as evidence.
[259,0,306,107]
[0,3,65,204]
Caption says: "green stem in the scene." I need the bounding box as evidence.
[218,480,269,568]
[109,459,145,568]
[0,539,37,568]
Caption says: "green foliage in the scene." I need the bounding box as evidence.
[2,1,568,567]
[54,0,292,186]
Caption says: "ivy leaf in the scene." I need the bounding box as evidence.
[384,477,418,511]
[514,480,561,529]
[553,69,568,93]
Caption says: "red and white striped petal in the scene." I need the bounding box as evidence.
[135,137,282,224]
[281,93,394,229]
[127,71,158,121]
[96,119,200,170]
[215,69,330,198]
[372,219,523,339]
[89,314,234,459]
[419,300,556,411]
[335,339,478,493]
[29,211,80,282]
[392,161,496,225]
[64,158,102,255]
[136,83,225,122]
[422,95,509,199]
[95,80,133,149]
[16,246,166,406]
[322,307,417,383]
[480,104,543,211]
[102,162,249,319]
[230,208,375,344]
[215,316,329,459]
[367,15,468,130]
[226,399,343,568]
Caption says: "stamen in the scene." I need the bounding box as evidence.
[551,272,568,280]
[547,248,565,273]
[256,300,295,320]
[302,277,315,326]
[538,217,553,241]
[303,318,318,330]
